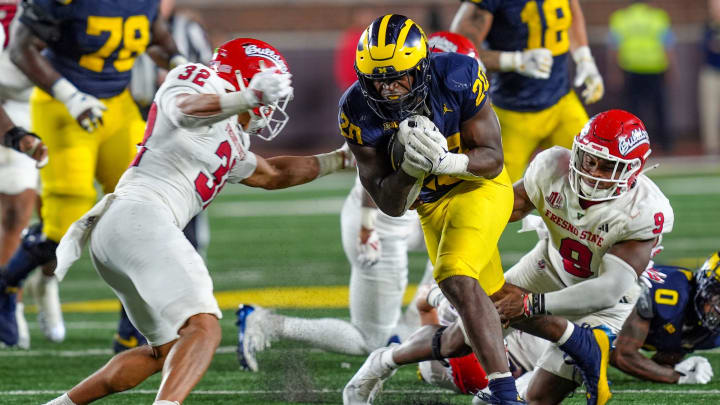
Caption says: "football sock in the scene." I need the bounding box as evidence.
[558,323,589,360]
[280,316,368,355]
[487,374,519,402]
[153,401,180,405]
[4,242,56,287]
[44,393,76,405]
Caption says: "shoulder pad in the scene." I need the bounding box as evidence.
[19,0,61,43]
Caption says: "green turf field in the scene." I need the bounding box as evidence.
[1,167,719,404]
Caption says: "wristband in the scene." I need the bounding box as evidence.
[51,77,78,103]
[523,293,546,317]
[572,46,593,64]
[3,127,39,153]
[499,51,520,72]
[219,91,257,115]
[426,285,444,308]
[360,206,378,230]
[314,149,344,177]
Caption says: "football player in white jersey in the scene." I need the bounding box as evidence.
[0,15,48,349]
[342,110,673,405]
[42,37,350,405]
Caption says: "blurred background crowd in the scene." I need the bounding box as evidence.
[161,0,720,159]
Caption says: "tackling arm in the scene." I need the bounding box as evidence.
[349,142,420,217]
[240,149,346,190]
[509,179,536,222]
[542,239,655,315]
[611,309,682,383]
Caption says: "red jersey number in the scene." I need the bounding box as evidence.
[559,238,594,278]
[177,65,211,86]
[194,141,233,205]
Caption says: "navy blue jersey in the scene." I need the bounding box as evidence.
[23,0,158,98]
[338,52,489,203]
[637,266,720,354]
[463,0,571,111]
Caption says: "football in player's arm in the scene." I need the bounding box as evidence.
[611,254,720,384]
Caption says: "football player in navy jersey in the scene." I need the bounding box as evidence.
[338,14,521,404]
[612,252,720,384]
[0,0,187,344]
[451,0,603,182]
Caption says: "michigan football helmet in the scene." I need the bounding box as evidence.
[209,38,292,140]
[355,14,430,121]
[694,252,720,331]
[569,109,652,201]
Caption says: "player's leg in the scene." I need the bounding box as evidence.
[541,91,588,151]
[0,190,36,265]
[81,198,221,402]
[418,173,519,402]
[493,106,545,182]
[524,368,578,405]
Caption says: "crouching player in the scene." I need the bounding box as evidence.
[612,252,720,384]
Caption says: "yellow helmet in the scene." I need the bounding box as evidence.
[355,14,430,121]
[695,251,720,330]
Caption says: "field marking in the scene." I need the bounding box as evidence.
[4,388,720,396]
[0,345,238,357]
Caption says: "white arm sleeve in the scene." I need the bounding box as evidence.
[160,86,240,130]
[544,254,638,316]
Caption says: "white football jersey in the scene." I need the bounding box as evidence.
[524,147,674,288]
[114,63,258,228]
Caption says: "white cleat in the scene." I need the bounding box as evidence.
[343,346,397,405]
[27,272,65,343]
[236,304,275,372]
[15,302,30,349]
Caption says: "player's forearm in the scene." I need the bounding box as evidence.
[568,0,590,51]
[261,156,321,189]
[465,146,504,179]
[611,349,680,383]
[9,27,61,93]
[369,171,419,217]
[543,269,635,315]
[450,3,490,59]
[0,106,15,135]
[150,18,183,69]
[477,50,503,72]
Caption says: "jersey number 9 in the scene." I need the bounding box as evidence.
[79,15,150,73]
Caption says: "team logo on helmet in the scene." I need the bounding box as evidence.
[618,128,649,156]
[243,44,289,73]
[428,36,458,53]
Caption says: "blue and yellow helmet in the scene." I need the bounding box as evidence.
[694,251,720,330]
[355,14,430,121]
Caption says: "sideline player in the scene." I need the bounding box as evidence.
[234,31,481,372]
[0,28,47,349]
[612,252,720,384]
[43,37,351,405]
[341,14,521,404]
[0,0,188,344]
[343,110,673,405]
[451,0,603,181]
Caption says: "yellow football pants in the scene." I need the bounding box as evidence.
[31,88,145,242]
[495,91,589,182]
[417,167,513,296]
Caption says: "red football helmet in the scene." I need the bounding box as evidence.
[427,31,478,59]
[209,37,292,140]
[569,109,652,201]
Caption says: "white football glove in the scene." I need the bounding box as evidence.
[405,127,475,178]
[51,78,107,133]
[639,263,667,289]
[675,356,714,384]
[246,69,293,106]
[572,46,604,104]
[500,49,553,79]
[357,229,382,268]
[397,117,431,178]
